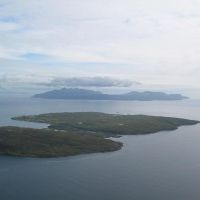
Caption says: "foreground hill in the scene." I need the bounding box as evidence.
[33,88,188,101]
[0,127,122,157]
[3,112,197,157]
[13,112,198,136]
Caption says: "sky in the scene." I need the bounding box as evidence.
[0,0,200,97]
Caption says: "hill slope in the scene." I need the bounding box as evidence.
[0,126,122,157]
[13,112,198,136]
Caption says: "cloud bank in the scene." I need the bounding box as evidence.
[42,77,140,88]
[0,74,139,89]
[0,0,200,95]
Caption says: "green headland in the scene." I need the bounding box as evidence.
[0,112,198,157]
[0,126,122,157]
[13,112,199,136]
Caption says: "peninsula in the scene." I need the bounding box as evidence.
[0,126,122,157]
[1,112,196,157]
[13,112,198,136]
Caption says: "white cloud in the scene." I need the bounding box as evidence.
[41,77,139,88]
[0,0,200,93]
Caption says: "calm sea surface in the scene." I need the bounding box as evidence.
[1,97,200,200]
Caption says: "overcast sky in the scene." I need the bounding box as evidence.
[0,0,200,97]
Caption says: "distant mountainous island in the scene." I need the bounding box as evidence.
[33,88,188,101]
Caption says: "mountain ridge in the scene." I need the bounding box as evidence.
[33,88,188,101]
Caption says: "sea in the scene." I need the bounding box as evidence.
[1,96,200,200]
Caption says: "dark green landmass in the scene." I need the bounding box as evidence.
[13,112,199,136]
[0,126,122,157]
[4,112,198,157]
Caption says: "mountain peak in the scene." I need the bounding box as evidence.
[33,88,188,101]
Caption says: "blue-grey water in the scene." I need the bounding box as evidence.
[1,97,200,200]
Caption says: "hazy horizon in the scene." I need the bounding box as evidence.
[1,0,200,98]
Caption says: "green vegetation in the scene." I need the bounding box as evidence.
[13,112,199,136]
[3,112,197,158]
[0,126,122,157]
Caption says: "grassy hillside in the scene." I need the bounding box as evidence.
[13,112,199,136]
[0,112,197,157]
[0,126,122,157]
